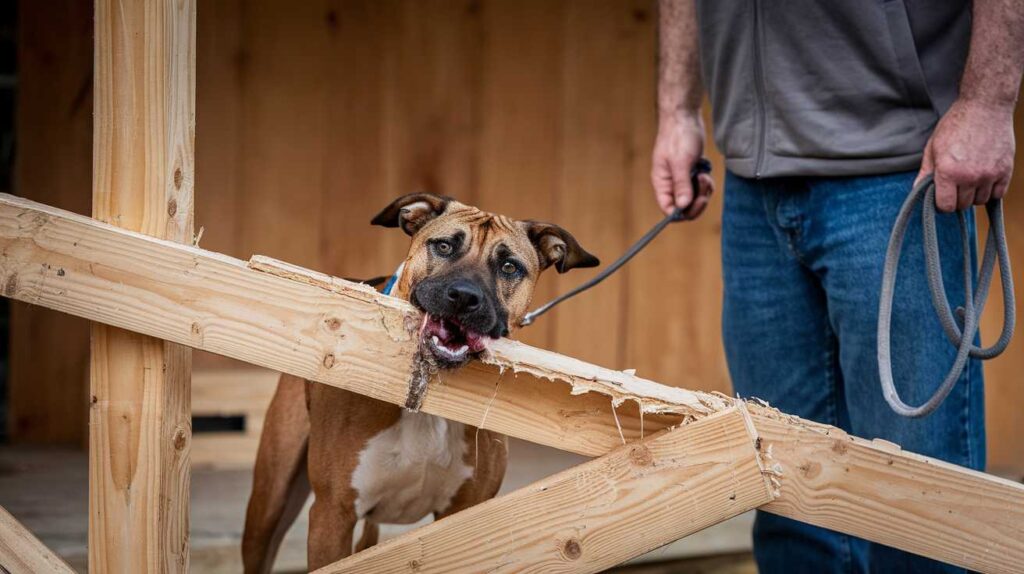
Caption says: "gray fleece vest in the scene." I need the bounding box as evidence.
[696,0,971,178]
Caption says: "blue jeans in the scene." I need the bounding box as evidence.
[722,170,985,573]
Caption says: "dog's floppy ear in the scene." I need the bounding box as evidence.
[522,221,600,273]
[371,193,451,236]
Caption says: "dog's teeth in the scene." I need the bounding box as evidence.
[432,335,440,345]
[455,345,468,355]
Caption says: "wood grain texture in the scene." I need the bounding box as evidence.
[190,367,278,469]
[476,0,564,352]
[3,194,1024,572]
[752,407,1024,574]
[0,192,718,458]
[10,0,93,446]
[551,0,636,368]
[89,0,195,571]
[318,407,774,574]
[16,0,1023,480]
[0,505,74,574]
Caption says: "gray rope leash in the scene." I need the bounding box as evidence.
[877,173,1015,418]
[520,158,712,327]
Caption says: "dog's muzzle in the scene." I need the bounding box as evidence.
[411,277,505,367]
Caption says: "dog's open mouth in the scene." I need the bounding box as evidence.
[419,314,491,366]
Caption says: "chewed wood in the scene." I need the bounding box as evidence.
[3,193,1024,571]
[318,408,773,574]
[0,505,74,574]
[0,192,720,458]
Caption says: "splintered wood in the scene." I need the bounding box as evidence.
[316,408,774,574]
[3,193,1024,572]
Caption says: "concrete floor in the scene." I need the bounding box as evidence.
[0,439,753,572]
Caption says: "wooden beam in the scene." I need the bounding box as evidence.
[318,407,774,574]
[2,195,1023,571]
[0,192,723,458]
[0,505,74,574]
[753,411,1024,574]
[89,1,195,572]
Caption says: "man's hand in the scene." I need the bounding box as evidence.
[917,98,1015,212]
[653,0,712,218]
[651,113,715,218]
[916,0,1023,212]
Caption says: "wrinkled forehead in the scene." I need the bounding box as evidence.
[418,203,538,270]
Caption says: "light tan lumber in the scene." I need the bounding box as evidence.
[0,505,74,574]
[3,195,1024,571]
[751,408,1024,574]
[191,367,278,419]
[190,368,277,468]
[190,433,262,470]
[0,192,723,458]
[318,407,774,574]
[9,0,94,446]
[89,1,196,572]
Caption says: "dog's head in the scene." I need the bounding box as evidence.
[372,193,599,367]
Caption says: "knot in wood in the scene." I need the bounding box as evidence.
[629,445,654,467]
[562,538,582,560]
[172,427,189,451]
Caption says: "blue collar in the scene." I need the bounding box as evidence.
[381,262,404,296]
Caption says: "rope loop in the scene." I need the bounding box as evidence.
[877,174,1015,418]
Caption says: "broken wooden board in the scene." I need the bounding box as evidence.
[753,410,1024,574]
[316,407,774,574]
[2,193,1024,572]
[0,504,74,574]
[0,192,723,459]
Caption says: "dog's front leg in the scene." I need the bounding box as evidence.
[305,384,398,569]
[307,489,358,569]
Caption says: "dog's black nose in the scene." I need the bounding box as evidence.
[446,280,482,313]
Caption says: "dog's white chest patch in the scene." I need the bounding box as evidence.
[351,411,472,524]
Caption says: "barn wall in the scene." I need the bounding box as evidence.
[10,0,1024,476]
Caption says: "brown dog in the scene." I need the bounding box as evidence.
[241,194,598,572]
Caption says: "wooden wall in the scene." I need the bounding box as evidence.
[10,0,1023,476]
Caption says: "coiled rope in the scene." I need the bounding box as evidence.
[877,174,1015,418]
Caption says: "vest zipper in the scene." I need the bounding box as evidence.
[752,0,767,178]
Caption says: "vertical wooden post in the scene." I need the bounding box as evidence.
[89,1,195,572]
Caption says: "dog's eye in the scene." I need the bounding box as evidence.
[433,240,454,256]
[500,261,518,276]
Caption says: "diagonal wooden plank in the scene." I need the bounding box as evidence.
[1,193,1023,571]
[316,407,773,574]
[753,411,1024,574]
[0,505,74,574]
[0,191,723,459]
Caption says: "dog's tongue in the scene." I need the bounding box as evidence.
[422,315,491,352]
[465,330,487,353]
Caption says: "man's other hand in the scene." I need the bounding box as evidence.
[651,113,715,218]
[917,98,1015,212]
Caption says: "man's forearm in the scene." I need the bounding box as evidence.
[959,0,1024,108]
[658,0,703,119]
